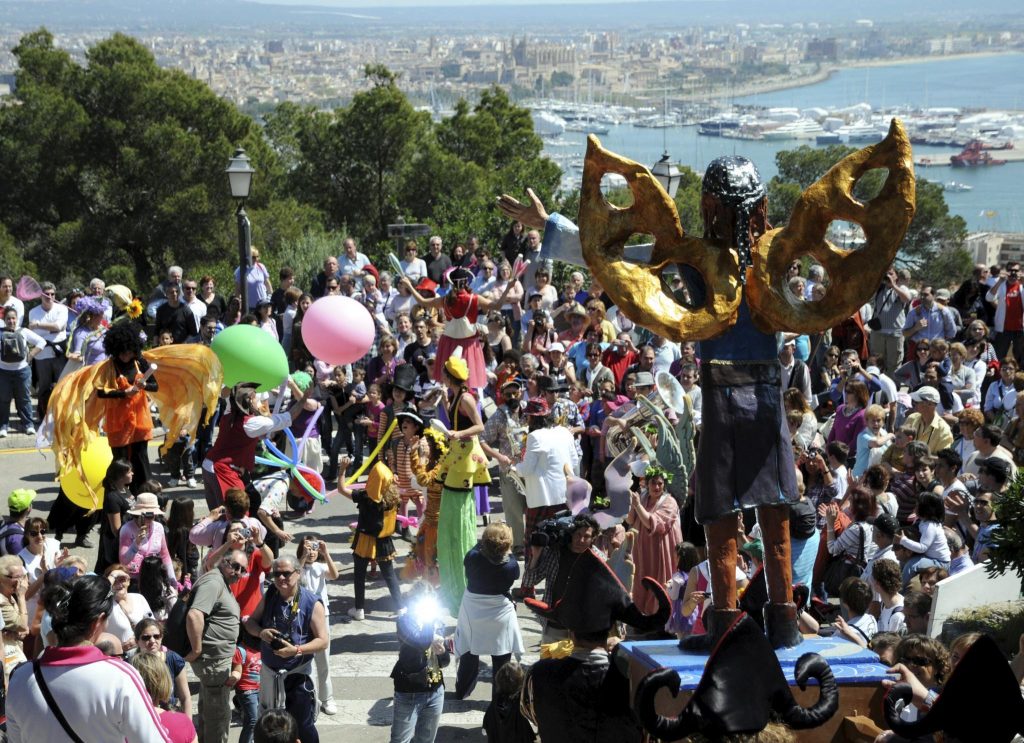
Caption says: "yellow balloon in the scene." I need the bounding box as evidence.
[59,437,113,510]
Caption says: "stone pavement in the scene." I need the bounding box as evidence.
[2,440,542,743]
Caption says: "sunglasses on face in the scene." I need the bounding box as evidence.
[225,561,248,574]
[900,654,933,668]
[140,634,162,642]
[29,530,45,537]
[272,570,296,579]
[917,347,930,353]
[111,574,129,583]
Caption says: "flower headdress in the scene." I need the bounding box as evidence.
[644,464,673,484]
[422,427,449,457]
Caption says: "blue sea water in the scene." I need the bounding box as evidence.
[543,53,1024,233]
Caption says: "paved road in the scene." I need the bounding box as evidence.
[2,438,542,742]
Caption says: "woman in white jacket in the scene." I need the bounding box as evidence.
[7,574,170,743]
[515,398,581,548]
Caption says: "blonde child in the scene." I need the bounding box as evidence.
[853,404,893,478]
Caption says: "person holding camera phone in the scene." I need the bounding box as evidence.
[298,535,339,716]
[205,520,273,621]
[245,555,329,743]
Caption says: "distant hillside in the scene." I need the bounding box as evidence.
[1,0,1021,33]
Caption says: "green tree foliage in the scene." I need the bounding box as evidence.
[767,143,967,284]
[268,78,560,254]
[0,29,276,290]
[0,36,565,291]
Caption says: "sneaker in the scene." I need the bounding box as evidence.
[186,477,197,488]
[347,607,365,620]
[176,477,188,487]
[24,426,35,436]
[0,427,8,438]
[320,699,338,715]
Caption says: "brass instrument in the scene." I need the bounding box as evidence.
[504,412,529,491]
[605,372,688,458]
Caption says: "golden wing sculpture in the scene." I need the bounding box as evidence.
[745,119,916,334]
[578,135,742,342]
[577,120,916,340]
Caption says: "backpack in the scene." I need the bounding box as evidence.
[163,588,196,656]
[0,331,27,364]
[0,519,23,556]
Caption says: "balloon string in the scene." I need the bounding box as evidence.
[344,419,397,486]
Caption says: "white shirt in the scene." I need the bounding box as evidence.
[848,612,878,643]
[187,297,207,324]
[27,303,68,361]
[651,341,680,377]
[18,538,60,625]
[301,561,331,607]
[0,327,46,371]
[516,426,580,509]
[338,252,370,277]
[105,593,155,645]
[7,645,170,743]
[254,471,289,517]
[400,258,428,283]
[879,598,907,635]
[1,296,25,326]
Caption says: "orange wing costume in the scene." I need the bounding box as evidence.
[42,344,223,508]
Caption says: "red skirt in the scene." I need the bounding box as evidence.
[434,335,487,390]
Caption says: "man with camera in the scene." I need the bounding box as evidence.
[867,266,912,373]
[203,519,274,619]
[186,548,247,743]
[517,512,599,636]
[246,555,329,743]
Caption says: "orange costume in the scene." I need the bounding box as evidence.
[42,344,222,509]
[98,359,155,449]
[401,445,447,585]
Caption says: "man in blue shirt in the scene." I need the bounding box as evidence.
[903,286,956,344]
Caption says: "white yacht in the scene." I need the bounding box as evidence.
[761,119,826,141]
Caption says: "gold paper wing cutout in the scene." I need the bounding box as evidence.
[45,360,111,506]
[578,135,742,342]
[745,118,917,334]
[146,344,224,456]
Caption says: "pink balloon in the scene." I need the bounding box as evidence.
[302,295,375,365]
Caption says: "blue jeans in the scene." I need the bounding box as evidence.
[0,366,33,428]
[902,555,951,588]
[390,686,444,743]
[238,689,259,743]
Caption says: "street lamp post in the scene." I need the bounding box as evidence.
[651,151,681,199]
[226,148,255,315]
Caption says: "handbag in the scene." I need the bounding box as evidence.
[822,522,866,596]
[33,659,86,743]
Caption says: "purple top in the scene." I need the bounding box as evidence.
[827,404,866,452]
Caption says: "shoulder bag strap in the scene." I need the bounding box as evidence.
[856,523,866,568]
[33,659,87,743]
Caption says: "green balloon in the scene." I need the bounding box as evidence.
[211,324,289,392]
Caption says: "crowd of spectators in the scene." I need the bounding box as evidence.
[0,229,1020,742]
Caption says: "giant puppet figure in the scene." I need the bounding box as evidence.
[499,121,916,648]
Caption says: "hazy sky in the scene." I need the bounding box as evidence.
[250,0,663,5]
